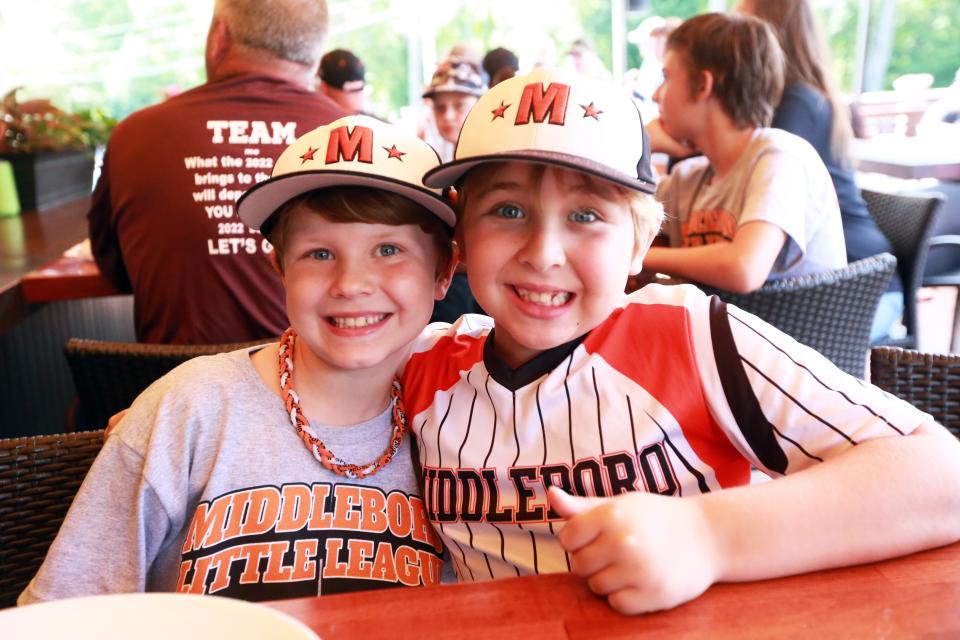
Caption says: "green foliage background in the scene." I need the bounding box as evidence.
[1,0,957,124]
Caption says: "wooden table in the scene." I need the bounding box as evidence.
[0,196,94,332]
[265,542,960,638]
[853,135,960,181]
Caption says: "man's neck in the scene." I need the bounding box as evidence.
[695,118,757,180]
[208,46,316,91]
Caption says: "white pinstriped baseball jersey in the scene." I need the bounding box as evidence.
[400,283,930,582]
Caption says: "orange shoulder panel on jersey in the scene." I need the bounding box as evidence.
[583,302,750,488]
[403,332,486,421]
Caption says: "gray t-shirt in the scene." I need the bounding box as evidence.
[657,128,846,280]
[20,348,444,604]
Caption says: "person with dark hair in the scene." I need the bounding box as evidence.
[420,57,486,162]
[642,13,845,294]
[481,46,519,87]
[317,48,366,114]
[737,0,901,342]
[89,0,345,345]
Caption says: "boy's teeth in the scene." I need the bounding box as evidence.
[332,314,386,329]
[515,287,570,306]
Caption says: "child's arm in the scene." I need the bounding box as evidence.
[550,420,960,615]
[18,430,171,603]
[642,221,786,292]
[645,118,698,160]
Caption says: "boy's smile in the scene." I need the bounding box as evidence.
[459,163,646,368]
[281,211,447,376]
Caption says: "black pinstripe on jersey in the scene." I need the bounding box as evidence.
[406,286,929,582]
[710,296,790,473]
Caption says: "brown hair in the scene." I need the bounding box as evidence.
[457,163,663,249]
[667,12,785,129]
[267,187,454,275]
[739,0,852,158]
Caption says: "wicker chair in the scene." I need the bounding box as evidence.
[862,188,945,348]
[0,429,104,608]
[921,234,960,352]
[870,347,960,438]
[700,253,897,378]
[64,338,271,430]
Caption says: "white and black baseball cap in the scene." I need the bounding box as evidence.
[422,58,486,99]
[237,115,456,235]
[423,67,657,194]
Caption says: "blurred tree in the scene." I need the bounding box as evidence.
[884,0,959,89]
[3,0,959,127]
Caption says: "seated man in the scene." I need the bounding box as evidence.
[90,0,344,344]
[642,13,845,293]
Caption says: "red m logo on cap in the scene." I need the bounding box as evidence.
[514,82,569,126]
[325,125,374,164]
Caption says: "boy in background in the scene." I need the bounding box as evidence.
[402,66,960,614]
[643,13,845,293]
[21,116,456,603]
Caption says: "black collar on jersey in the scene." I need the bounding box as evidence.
[483,329,587,391]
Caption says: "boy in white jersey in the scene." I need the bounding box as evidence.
[21,116,456,603]
[401,68,960,614]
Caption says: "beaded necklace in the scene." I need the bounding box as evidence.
[278,327,405,479]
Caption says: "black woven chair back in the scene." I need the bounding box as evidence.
[862,188,945,348]
[65,338,271,430]
[870,346,960,438]
[700,253,897,378]
[0,429,104,608]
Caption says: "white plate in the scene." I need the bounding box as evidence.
[0,592,319,639]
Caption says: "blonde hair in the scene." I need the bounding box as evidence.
[457,163,663,251]
[214,0,329,66]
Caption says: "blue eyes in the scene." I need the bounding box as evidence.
[493,203,599,224]
[496,204,523,219]
[309,245,400,260]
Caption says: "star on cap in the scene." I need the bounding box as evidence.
[384,145,406,161]
[491,101,511,120]
[581,102,603,120]
[299,146,319,164]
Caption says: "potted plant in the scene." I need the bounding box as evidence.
[0,88,116,211]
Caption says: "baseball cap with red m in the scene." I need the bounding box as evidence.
[423,68,657,194]
[237,115,456,235]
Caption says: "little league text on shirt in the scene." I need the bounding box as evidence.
[176,483,443,594]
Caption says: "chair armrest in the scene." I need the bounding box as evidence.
[928,235,960,248]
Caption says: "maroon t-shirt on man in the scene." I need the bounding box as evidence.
[89,72,345,344]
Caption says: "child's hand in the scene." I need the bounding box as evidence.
[104,408,128,440]
[548,486,721,615]
[645,118,698,160]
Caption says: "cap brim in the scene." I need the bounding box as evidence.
[237,170,457,233]
[423,85,486,99]
[423,149,657,194]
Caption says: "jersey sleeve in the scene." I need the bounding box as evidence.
[691,297,931,477]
